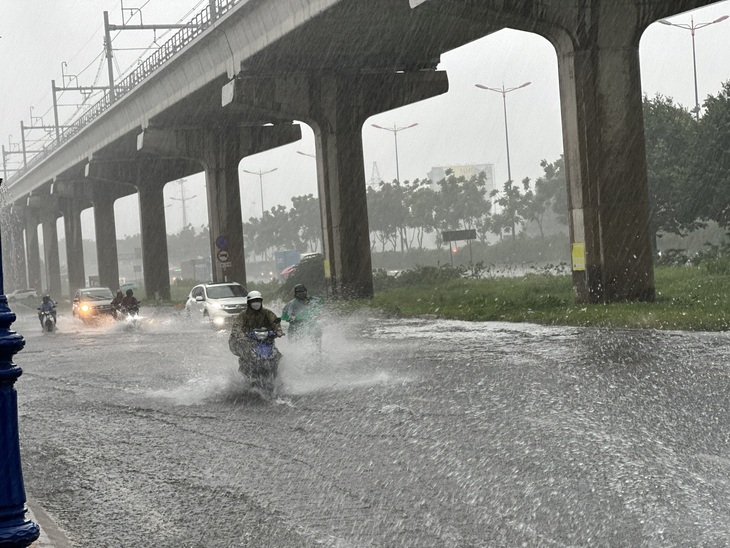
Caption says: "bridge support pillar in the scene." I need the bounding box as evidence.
[228,71,448,298]
[93,193,120,293]
[13,227,28,292]
[138,184,170,300]
[41,215,62,297]
[61,201,86,293]
[203,137,246,285]
[24,211,41,294]
[137,124,301,285]
[552,11,654,303]
[3,207,27,291]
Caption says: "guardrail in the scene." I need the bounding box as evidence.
[12,0,243,183]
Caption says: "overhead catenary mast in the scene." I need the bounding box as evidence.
[169,179,196,229]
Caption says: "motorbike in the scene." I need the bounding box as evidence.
[229,328,283,397]
[120,304,142,331]
[39,309,56,333]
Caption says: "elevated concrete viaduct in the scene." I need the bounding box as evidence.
[3,0,721,302]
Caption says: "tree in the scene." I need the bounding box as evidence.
[289,194,321,253]
[690,81,730,229]
[407,179,438,249]
[433,170,491,243]
[522,157,568,238]
[642,93,698,244]
[490,179,529,240]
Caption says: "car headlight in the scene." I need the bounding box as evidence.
[80,304,89,312]
[210,302,222,309]
[213,316,226,326]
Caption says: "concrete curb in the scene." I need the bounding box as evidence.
[27,499,73,548]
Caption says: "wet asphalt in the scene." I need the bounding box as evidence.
[10,305,730,547]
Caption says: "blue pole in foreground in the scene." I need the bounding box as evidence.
[0,178,40,547]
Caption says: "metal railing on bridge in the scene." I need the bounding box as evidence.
[12,0,243,183]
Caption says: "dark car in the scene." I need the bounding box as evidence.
[72,287,116,322]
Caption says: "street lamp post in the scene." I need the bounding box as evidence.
[474,82,531,183]
[658,15,729,119]
[371,122,418,183]
[242,168,278,216]
[0,178,40,546]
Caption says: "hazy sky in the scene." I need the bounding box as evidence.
[1,0,729,239]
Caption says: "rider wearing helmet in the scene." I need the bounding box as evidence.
[229,290,283,355]
[231,290,282,334]
[281,284,322,340]
[111,289,124,318]
[37,294,57,327]
[120,289,139,313]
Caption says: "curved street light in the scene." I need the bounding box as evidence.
[475,81,531,183]
[242,168,278,216]
[658,14,729,119]
[371,122,418,183]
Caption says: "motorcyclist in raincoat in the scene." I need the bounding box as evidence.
[111,289,124,319]
[281,284,322,343]
[120,289,139,315]
[37,295,57,327]
[228,290,284,371]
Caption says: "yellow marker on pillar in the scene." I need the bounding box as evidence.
[572,242,586,271]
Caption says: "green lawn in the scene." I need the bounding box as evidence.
[357,266,730,331]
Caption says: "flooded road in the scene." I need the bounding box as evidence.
[11,305,730,547]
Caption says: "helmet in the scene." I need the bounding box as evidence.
[126,289,134,297]
[42,295,50,303]
[246,290,263,302]
[294,284,307,298]
[116,289,123,296]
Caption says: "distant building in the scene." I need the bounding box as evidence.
[427,164,496,194]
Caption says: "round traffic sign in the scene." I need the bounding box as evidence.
[215,235,228,249]
[217,249,230,262]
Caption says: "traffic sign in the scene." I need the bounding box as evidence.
[215,235,228,249]
[217,249,230,262]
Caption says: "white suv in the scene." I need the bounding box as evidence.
[7,288,38,302]
[185,282,248,326]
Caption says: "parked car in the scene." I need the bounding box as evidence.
[7,288,38,302]
[185,282,247,327]
[72,287,115,322]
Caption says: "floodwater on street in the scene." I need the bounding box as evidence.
[9,303,730,547]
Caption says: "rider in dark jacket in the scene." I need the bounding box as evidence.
[37,295,57,327]
[120,289,139,313]
[111,289,124,319]
[228,290,283,361]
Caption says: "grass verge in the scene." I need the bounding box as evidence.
[349,266,730,331]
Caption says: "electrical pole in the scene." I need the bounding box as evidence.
[169,179,196,230]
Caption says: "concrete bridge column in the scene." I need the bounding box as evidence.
[137,184,170,300]
[203,138,246,284]
[551,11,655,303]
[61,201,86,292]
[13,227,28,290]
[93,193,120,292]
[4,207,27,290]
[137,124,301,285]
[228,71,448,298]
[24,209,42,293]
[41,214,62,297]
[309,72,449,298]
